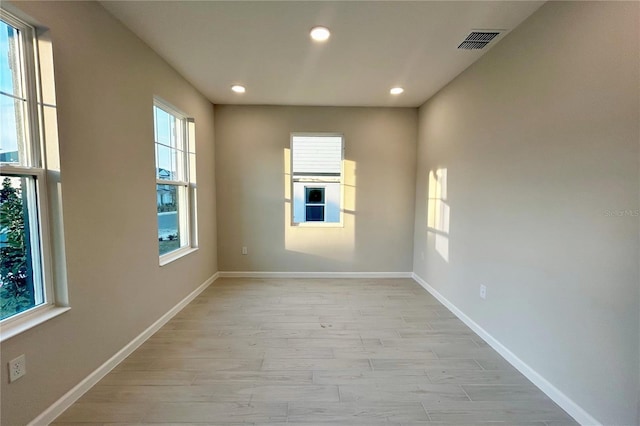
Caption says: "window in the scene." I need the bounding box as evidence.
[0,10,65,330]
[153,99,197,263]
[291,134,343,224]
[305,187,325,221]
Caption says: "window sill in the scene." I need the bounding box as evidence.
[291,222,345,228]
[159,247,198,266]
[0,305,71,343]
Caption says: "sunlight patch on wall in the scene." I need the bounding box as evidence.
[427,168,450,262]
[343,159,356,214]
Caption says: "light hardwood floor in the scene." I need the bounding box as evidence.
[53,278,578,425]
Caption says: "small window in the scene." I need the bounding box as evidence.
[291,134,343,225]
[153,99,197,262]
[305,187,325,221]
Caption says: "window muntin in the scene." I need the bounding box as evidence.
[153,100,196,260]
[291,134,343,225]
[0,12,55,324]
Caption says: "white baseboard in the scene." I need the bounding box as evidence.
[411,273,600,426]
[29,272,220,426]
[219,271,413,278]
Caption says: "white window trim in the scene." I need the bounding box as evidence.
[159,246,198,266]
[0,306,70,342]
[0,8,68,341]
[290,132,345,227]
[153,98,198,265]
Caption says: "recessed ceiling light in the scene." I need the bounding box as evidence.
[310,26,330,42]
[231,85,246,93]
[390,87,404,95]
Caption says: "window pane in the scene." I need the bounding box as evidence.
[189,152,197,184]
[176,184,189,248]
[0,94,28,164]
[157,184,180,255]
[154,106,172,146]
[0,20,24,98]
[306,205,324,221]
[0,19,29,166]
[156,144,173,180]
[173,148,185,182]
[0,175,42,320]
[306,188,324,204]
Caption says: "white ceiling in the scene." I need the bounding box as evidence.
[101,1,544,107]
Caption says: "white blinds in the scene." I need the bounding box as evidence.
[292,135,342,175]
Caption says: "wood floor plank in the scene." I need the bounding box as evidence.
[287,401,430,423]
[461,384,552,401]
[79,384,252,403]
[426,368,532,385]
[142,402,288,423]
[339,383,470,402]
[194,370,313,385]
[422,400,578,423]
[263,347,334,359]
[97,371,196,386]
[249,384,340,402]
[262,357,371,371]
[53,402,152,423]
[370,358,480,370]
[313,369,430,385]
[333,347,438,359]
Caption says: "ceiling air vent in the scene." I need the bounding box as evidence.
[458,31,501,50]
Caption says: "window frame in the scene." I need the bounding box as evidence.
[290,132,344,227]
[0,9,68,340]
[153,98,198,265]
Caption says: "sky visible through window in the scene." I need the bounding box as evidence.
[0,21,20,160]
[154,105,181,180]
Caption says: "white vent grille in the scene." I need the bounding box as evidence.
[458,31,501,50]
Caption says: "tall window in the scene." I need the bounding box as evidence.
[153,99,197,262]
[291,134,343,224]
[0,12,55,323]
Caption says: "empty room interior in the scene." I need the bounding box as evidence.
[0,1,638,425]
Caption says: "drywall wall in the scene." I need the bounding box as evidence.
[215,105,417,272]
[0,2,217,424]
[412,1,639,424]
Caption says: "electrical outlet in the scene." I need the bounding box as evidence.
[421,252,425,260]
[8,354,26,383]
[479,285,487,300]
[241,246,248,255]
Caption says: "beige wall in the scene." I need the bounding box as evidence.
[0,2,217,425]
[412,2,639,425]
[215,106,416,272]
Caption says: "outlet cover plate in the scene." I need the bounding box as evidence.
[9,354,26,382]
